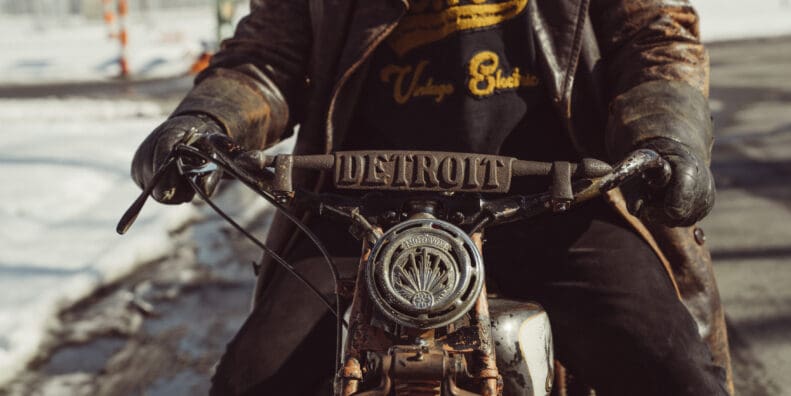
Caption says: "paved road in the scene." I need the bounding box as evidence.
[3,37,791,395]
[0,76,194,100]
[704,36,791,395]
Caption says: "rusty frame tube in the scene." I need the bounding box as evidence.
[339,237,377,396]
[470,233,500,396]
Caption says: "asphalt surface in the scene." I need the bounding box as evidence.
[2,37,791,395]
[3,191,270,396]
[0,76,194,100]
[703,36,791,395]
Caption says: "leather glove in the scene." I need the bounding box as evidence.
[131,113,225,204]
[636,137,715,227]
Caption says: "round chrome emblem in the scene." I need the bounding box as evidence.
[366,219,484,329]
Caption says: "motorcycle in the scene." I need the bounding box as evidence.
[119,131,670,395]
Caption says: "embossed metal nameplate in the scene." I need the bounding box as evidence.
[333,151,514,193]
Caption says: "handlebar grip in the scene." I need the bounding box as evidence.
[643,156,672,190]
[597,149,670,192]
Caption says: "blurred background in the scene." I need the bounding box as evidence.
[0,0,790,395]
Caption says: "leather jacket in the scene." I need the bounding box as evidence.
[172,0,732,393]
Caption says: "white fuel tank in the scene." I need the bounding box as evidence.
[489,298,554,396]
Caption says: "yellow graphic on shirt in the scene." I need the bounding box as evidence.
[380,61,456,104]
[388,0,529,56]
[468,50,539,97]
[380,51,538,104]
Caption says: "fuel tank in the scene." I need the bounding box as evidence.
[489,298,554,396]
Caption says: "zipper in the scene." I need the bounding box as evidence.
[324,1,408,154]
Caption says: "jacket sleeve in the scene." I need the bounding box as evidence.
[172,0,312,150]
[590,0,713,160]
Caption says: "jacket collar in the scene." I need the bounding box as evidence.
[529,0,590,116]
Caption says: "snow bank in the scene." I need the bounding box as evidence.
[0,98,196,385]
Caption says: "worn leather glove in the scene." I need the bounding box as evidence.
[636,137,715,227]
[131,113,225,204]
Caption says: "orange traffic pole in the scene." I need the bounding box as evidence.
[102,0,115,39]
[117,0,130,77]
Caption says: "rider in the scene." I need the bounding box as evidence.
[132,1,732,394]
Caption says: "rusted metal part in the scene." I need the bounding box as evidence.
[346,231,503,395]
[436,326,482,353]
[389,345,475,396]
[354,354,394,396]
[341,358,363,395]
[355,326,396,353]
[469,233,500,396]
[446,378,482,396]
[395,381,442,396]
[340,242,376,396]
[391,346,447,381]
[342,357,364,380]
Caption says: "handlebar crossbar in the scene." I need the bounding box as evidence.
[237,150,615,195]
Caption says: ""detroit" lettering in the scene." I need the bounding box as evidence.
[335,151,511,192]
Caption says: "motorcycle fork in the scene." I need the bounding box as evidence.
[337,233,501,396]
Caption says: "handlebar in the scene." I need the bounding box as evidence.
[235,149,615,196]
[118,130,670,234]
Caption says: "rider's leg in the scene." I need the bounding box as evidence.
[210,218,357,395]
[486,199,729,396]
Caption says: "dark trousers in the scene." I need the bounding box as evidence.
[211,199,728,395]
[484,199,728,395]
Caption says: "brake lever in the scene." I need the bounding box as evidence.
[117,129,234,235]
[116,156,177,235]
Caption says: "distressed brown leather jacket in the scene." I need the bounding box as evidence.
[173,0,732,393]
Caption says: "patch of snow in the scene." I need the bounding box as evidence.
[0,7,219,85]
[0,98,196,385]
[692,0,791,42]
[0,96,296,387]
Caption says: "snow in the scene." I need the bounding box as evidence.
[0,95,295,387]
[0,98,195,385]
[0,7,217,85]
[692,0,791,42]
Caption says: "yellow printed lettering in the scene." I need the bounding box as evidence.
[468,51,539,97]
[468,51,499,96]
[381,60,455,105]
